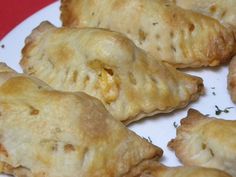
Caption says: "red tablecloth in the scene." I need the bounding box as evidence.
[0,0,56,39]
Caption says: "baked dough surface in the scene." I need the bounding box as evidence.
[123,160,232,177]
[60,0,236,68]
[0,63,162,177]
[169,109,236,177]
[169,0,236,27]
[20,21,204,124]
[228,56,236,103]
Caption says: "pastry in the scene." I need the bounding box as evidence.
[168,0,236,27]
[167,0,236,102]
[0,63,162,177]
[124,160,232,177]
[20,21,204,125]
[168,109,236,177]
[60,0,236,68]
[228,56,236,103]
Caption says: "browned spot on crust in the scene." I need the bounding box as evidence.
[83,75,90,86]
[64,144,75,153]
[167,139,175,149]
[209,5,217,14]
[52,45,75,65]
[88,59,104,71]
[104,68,114,76]
[29,106,39,115]
[61,0,81,26]
[21,41,36,60]
[72,70,78,82]
[112,0,127,10]
[139,29,147,42]
[0,144,8,157]
[172,13,176,19]
[26,66,36,75]
[229,80,236,89]
[188,23,195,32]
[207,31,235,66]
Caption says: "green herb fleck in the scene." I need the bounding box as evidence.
[212,92,216,96]
[143,136,153,143]
[173,122,178,128]
[147,136,152,143]
[215,105,234,115]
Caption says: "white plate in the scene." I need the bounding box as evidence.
[0,1,235,175]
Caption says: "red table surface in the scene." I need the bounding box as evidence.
[0,0,57,40]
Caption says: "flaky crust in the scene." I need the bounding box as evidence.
[169,0,236,27]
[0,63,162,177]
[228,56,236,103]
[168,109,236,177]
[0,63,17,86]
[123,160,232,177]
[60,0,236,68]
[20,21,204,124]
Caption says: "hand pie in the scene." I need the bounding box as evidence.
[123,160,232,177]
[20,22,204,125]
[60,0,236,68]
[0,63,162,177]
[228,56,236,103]
[168,0,236,27]
[168,109,236,177]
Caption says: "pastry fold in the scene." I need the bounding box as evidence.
[168,109,236,177]
[60,0,236,68]
[20,21,204,124]
[0,63,162,177]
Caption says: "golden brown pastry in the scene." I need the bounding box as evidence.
[124,160,232,177]
[0,62,162,177]
[20,21,204,125]
[168,109,236,177]
[228,56,236,103]
[168,0,236,27]
[60,0,236,68]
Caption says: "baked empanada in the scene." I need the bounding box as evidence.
[168,0,236,27]
[124,160,232,177]
[228,56,236,103]
[60,0,236,68]
[168,109,236,177]
[20,21,204,125]
[0,63,162,177]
